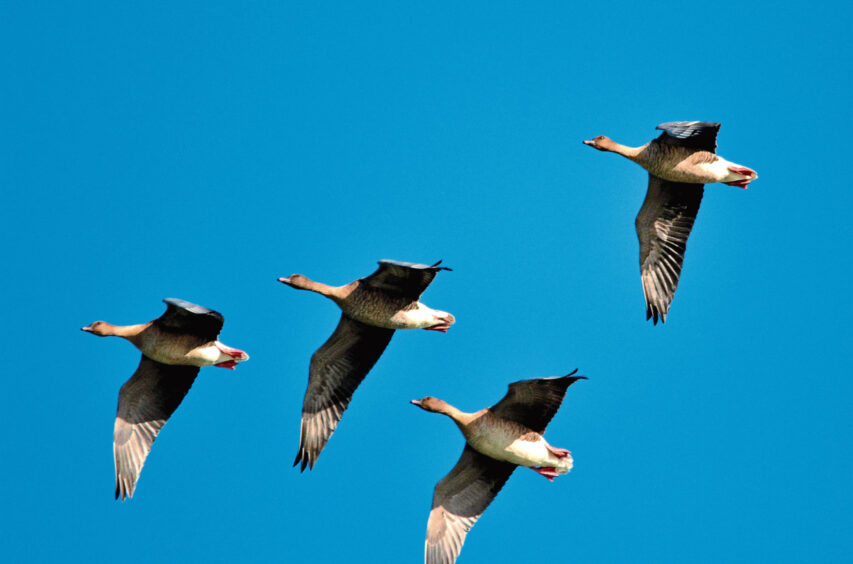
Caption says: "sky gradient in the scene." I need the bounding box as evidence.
[2,2,852,563]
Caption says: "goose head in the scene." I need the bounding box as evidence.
[583,135,615,152]
[81,321,113,336]
[278,274,310,289]
[410,396,451,414]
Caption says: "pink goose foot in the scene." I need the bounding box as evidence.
[725,165,756,189]
[546,445,571,458]
[424,315,454,332]
[215,360,238,370]
[530,467,559,482]
[728,165,756,177]
[216,343,248,359]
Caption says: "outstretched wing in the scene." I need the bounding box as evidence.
[293,314,394,471]
[362,259,451,300]
[425,445,516,564]
[655,121,720,152]
[636,175,704,324]
[114,355,199,500]
[156,298,224,341]
[489,371,586,434]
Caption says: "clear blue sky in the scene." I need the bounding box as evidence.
[2,1,852,563]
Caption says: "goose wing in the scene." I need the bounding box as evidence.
[636,175,704,324]
[489,372,586,434]
[156,298,224,341]
[425,445,516,564]
[362,259,451,300]
[655,121,720,152]
[293,314,394,471]
[113,355,198,500]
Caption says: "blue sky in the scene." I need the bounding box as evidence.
[2,1,852,562]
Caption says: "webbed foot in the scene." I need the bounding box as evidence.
[546,445,571,458]
[530,467,559,482]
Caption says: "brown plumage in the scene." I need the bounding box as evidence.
[279,259,455,471]
[412,372,586,564]
[82,298,249,500]
[584,121,758,323]
[635,177,704,324]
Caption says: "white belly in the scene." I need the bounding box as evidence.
[186,343,232,366]
[390,303,444,329]
[468,430,573,473]
[701,158,757,183]
[142,341,235,367]
[700,159,734,182]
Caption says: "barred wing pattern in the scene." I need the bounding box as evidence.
[635,175,704,324]
[425,446,516,564]
[362,259,451,300]
[114,355,198,500]
[655,121,720,151]
[294,314,394,471]
[489,371,586,434]
[156,298,224,341]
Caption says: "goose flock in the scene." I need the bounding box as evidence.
[82,121,756,563]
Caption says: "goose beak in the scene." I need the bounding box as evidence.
[81,325,94,333]
[410,399,422,407]
[277,277,291,284]
[583,139,595,146]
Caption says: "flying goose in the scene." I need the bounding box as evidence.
[412,371,586,564]
[584,121,758,323]
[279,259,455,471]
[82,298,249,500]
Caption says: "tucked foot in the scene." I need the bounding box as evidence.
[215,360,238,370]
[546,445,571,458]
[530,466,559,482]
[725,165,756,189]
[727,165,756,177]
[216,343,249,359]
[424,314,455,332]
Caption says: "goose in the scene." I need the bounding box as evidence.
[584,121,758,323]
[279,259,455,471]
[412,371,586,564]
[82,298,249,500]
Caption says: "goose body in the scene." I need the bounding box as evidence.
[111,323,248,368]
[463,412,573,473]
[82,298,249,500]
[335,282,455,330]
[631,134,757,186]
[279,259,454,471]
[412,372,586,564]
[584,121,758,323]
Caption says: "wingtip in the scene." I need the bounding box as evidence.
[293,451,313,472]
[565,369,588,383]
[647,308,662,325]
[115,485,131,501]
